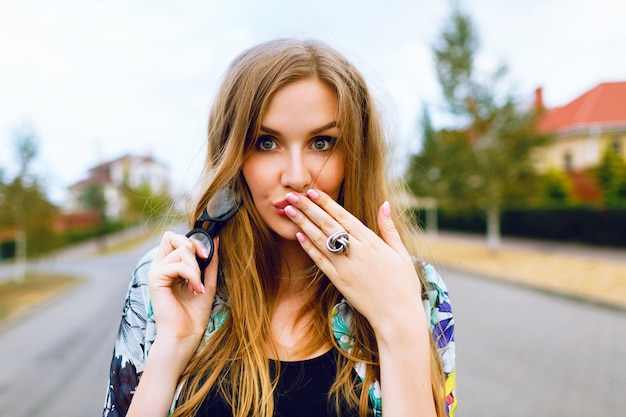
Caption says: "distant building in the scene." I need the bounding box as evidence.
[65,154,170,221]
[536,81,626,172]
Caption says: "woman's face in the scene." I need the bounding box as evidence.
[242,78,345,241]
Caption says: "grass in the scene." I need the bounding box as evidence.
[0,272,83,324]
[0,225,161,327]
[96,229,160,254]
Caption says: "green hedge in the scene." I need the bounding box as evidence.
[59,220,127,247]
[0,220,130,261]
[412,207,626,247]
[0,240,16,260]
[502,207,626,246]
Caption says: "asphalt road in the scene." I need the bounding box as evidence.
[0,237,160,417]
[444,267,626,417]
[1,238,624,416]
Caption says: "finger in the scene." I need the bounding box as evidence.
[174,237,214,294]
[151,262,202,294]
[295,232,339,276]
[156,239,207,294]
[189,235,211,260]
[284,204,339,254]
[377,201,410,259]
[286,190,361,238]
[161,243,202,275]
[157,231,196,261]
[155,262,198,283]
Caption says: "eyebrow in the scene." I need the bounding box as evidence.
[259,121,338,136]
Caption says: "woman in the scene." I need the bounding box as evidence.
[103,38,456,417]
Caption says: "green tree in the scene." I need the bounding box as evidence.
[0,123,59,268]
[407,108,480,210]
[596,146,626,206]
[123,182,174,224]
[80,183,107,215]
[406,6,550,249]
[79,182,108,247]
[537,169,573,205]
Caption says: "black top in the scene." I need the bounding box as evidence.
[197,349,360,417]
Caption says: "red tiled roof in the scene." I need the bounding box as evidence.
[68,171,110,190]
[88,153,155,173]
[538,81,626,134]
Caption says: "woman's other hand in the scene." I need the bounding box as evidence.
[148,231,218,350]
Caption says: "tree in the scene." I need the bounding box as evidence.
[0,122,59,270]
[406,6,551,249]
[13,122,38,178]
[537,169,574,205]
[407,108,480,211]
[80,182,108,249]
[123,182,174,224]
[596,146,626,206]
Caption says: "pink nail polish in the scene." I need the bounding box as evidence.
[284,205,298,218]
[286,192,300,204]
[306,189,320,200]
[296,232,306,243]
[382,201,391,217]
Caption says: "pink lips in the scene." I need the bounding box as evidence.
[273,199,289,217]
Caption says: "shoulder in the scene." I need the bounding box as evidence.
[121,246,158,318]
[103,247,159,416]
[421,262,452,308]
[118,247,160,367]
[420,261,453,330]
[132,246,159,286]
[420,262,455,373]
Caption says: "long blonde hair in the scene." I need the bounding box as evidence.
[174,38,446,417]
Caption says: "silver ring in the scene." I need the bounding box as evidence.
[326,230,349,255]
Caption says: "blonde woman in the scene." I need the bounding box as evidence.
[103,38,456,417]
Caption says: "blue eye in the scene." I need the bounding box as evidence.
[256,136,277,151]
[311,136,336,151]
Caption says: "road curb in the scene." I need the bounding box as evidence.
[440,264,626,313]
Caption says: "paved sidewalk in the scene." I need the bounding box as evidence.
[425,231,626,310]
[433,231,626,264]
[0,225,159,283]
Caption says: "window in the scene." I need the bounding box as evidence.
[564,152,573,172]
[611,136,622,154]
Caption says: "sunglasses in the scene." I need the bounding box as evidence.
[186,187,241,283]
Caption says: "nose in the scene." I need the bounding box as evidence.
[281,149,312,191]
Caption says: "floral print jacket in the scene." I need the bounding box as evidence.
[103,248,457,416]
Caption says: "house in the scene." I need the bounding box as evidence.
[65,154,170,222]
[535,81,626,172]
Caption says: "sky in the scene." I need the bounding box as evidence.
[1,0,625,204]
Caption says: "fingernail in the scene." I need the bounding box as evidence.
[382,201,391,217]
[306,189,320,200]
[201,283,206,294]
[284,205,298,218]
[200,247,209,258]
[296,232,306,243]
[285,192,300,204]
